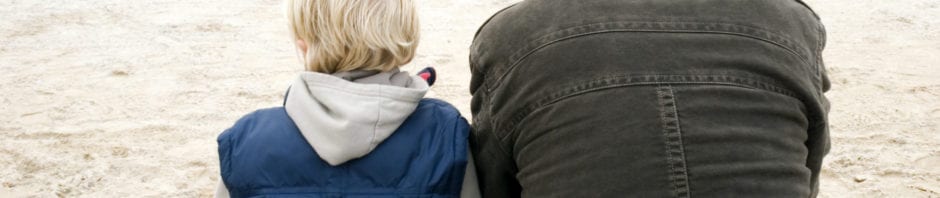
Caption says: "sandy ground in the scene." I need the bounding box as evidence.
[0,0,937,197]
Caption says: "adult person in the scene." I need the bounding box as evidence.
[468,0,830,197]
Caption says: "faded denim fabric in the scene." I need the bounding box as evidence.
[468,0,830,197]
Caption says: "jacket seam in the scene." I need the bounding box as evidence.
[658,86,691,198]
[477,118,520,175]
[496,74,798,143]
[484,21,814,93]
[794,0,822,19]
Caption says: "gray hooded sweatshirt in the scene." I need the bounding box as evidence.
[216,70,480,198]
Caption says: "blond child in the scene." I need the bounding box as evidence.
[215,0,478,197]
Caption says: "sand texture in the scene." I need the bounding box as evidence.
[1,0,938,197]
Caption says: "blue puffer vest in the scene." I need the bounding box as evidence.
[218,99,469,197]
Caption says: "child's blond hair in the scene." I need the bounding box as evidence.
[286,0,419,73]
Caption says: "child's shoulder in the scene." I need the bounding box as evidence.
[418,98,454,107]
[416,98,461,115]
[412,98,468,127]
[235,107,289,123]
[218,107,290,139]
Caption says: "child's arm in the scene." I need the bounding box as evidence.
[461,150,481,198]
[214,177,230,198]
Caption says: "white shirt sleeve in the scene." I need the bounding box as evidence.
[460,149,481,198]
[215,177,230,198]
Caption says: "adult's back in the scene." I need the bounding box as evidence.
[468,0,830,197]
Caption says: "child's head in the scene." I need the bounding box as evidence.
[286,0,419,73]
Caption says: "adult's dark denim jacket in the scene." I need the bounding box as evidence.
[468,0,830,197]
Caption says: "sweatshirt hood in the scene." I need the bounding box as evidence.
[284,70,429,166]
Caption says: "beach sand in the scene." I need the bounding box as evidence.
[0,0,937,197]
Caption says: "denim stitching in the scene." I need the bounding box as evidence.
[484,21,814,93]
[658,85,691,198]
[794,0,822,19]
[496,74,798,143]
[815,22,827,84]
[472,108,520,174]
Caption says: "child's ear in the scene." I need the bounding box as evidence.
[296,40,308,55]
